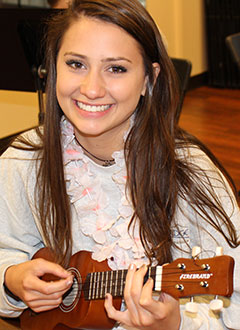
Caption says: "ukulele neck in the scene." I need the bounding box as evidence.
[83,266,159,301]
[82,254,234,301]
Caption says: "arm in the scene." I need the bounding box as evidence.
[175,147,240,330]
[0,148,72,316]
[105,147,240,330]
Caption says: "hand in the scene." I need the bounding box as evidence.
[104,264,181,330]
[4,258,73,313]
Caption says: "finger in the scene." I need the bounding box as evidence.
[130,265,153,324]
[141,288,179,319]
[123,264,139,319]
[139,277,161,317]
[129,264,148,305]
[125,263,149,299]
[158,292,177,303]
[123,264,148,325]
[25,280,72,302]
[26,275,73,296]
[32,258,71,279]
[104,293,130,326]
[139,276,154,307]
[29,299,62,313]
[32,304,60,313]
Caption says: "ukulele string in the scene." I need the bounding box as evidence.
[71,265,207,283]
[63,266,210,299]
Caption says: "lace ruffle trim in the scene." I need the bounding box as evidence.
[61,116,149,270]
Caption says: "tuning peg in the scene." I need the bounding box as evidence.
[192,246,201,259]
[186,297,198,314]
[209,296,223,312]
[216,246,223,256]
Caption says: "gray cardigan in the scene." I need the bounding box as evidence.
[0,135,240,329]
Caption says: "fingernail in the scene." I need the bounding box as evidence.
[129,263,135,270]
[67,278,73,286]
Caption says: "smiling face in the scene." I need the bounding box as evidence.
[56,16,148,148]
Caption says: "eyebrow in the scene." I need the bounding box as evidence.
[64,52,132,63]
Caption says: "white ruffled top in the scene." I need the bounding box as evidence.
[61,116,150,270]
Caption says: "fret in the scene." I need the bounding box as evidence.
[86,266,158,301]
[109,271,113,295]
[99,272,102,299]
[114,270,118,296]
[92,272,97,299]
[89,273,93,300]
[118,270,122,296]
[96,272,100,299]
[105,271,109,297]
[100,271,104,299]
[120,270,124,296]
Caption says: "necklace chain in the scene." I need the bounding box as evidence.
[74,136,115,167]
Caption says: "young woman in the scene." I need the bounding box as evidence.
[0,0,239,329]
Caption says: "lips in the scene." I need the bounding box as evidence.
[76,101,112,112]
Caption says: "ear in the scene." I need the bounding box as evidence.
[141,62,160,96]
[152,62,160,83]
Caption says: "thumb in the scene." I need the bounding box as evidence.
[32,258,71,280]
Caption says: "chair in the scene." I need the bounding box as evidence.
[171,57,192,123]
[225,32,240,71]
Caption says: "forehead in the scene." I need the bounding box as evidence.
[59,16,143,59]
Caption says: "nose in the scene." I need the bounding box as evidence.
[80,69,106,99]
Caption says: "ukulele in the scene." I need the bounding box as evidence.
[20,248,234,330]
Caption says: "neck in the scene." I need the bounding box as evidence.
[74,130,125,166]
[73,117,131,161]
[74,135,116,167]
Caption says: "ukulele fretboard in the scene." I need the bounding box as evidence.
[83,267,158,300]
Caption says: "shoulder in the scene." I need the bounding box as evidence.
[176,143,237,202]
[0,129,42,184]
[175,143,230,190]
[176,144,215,169]
[0,128,42,160]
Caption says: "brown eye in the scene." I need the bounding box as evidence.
[109,65,127,74]
[66,60,85,70]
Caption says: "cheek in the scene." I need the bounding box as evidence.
[56,75,73,114]
[56,61,75,98]
[56,79,65,110]
[56,62,63,95]
[56,72,75,100]
[109,78,145,107]
[56,69,65,100]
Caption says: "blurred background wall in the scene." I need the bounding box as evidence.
[147,0,207,76]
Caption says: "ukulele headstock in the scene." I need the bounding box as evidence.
[155,254,234,299]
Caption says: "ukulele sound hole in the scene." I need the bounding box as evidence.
[59,267,82,313]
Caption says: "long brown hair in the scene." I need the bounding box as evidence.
[24,0,239,266]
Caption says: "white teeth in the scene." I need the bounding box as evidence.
[77,101,111,112]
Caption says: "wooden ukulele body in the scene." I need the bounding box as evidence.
[20,249,122,330]
[20,248,234,330]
